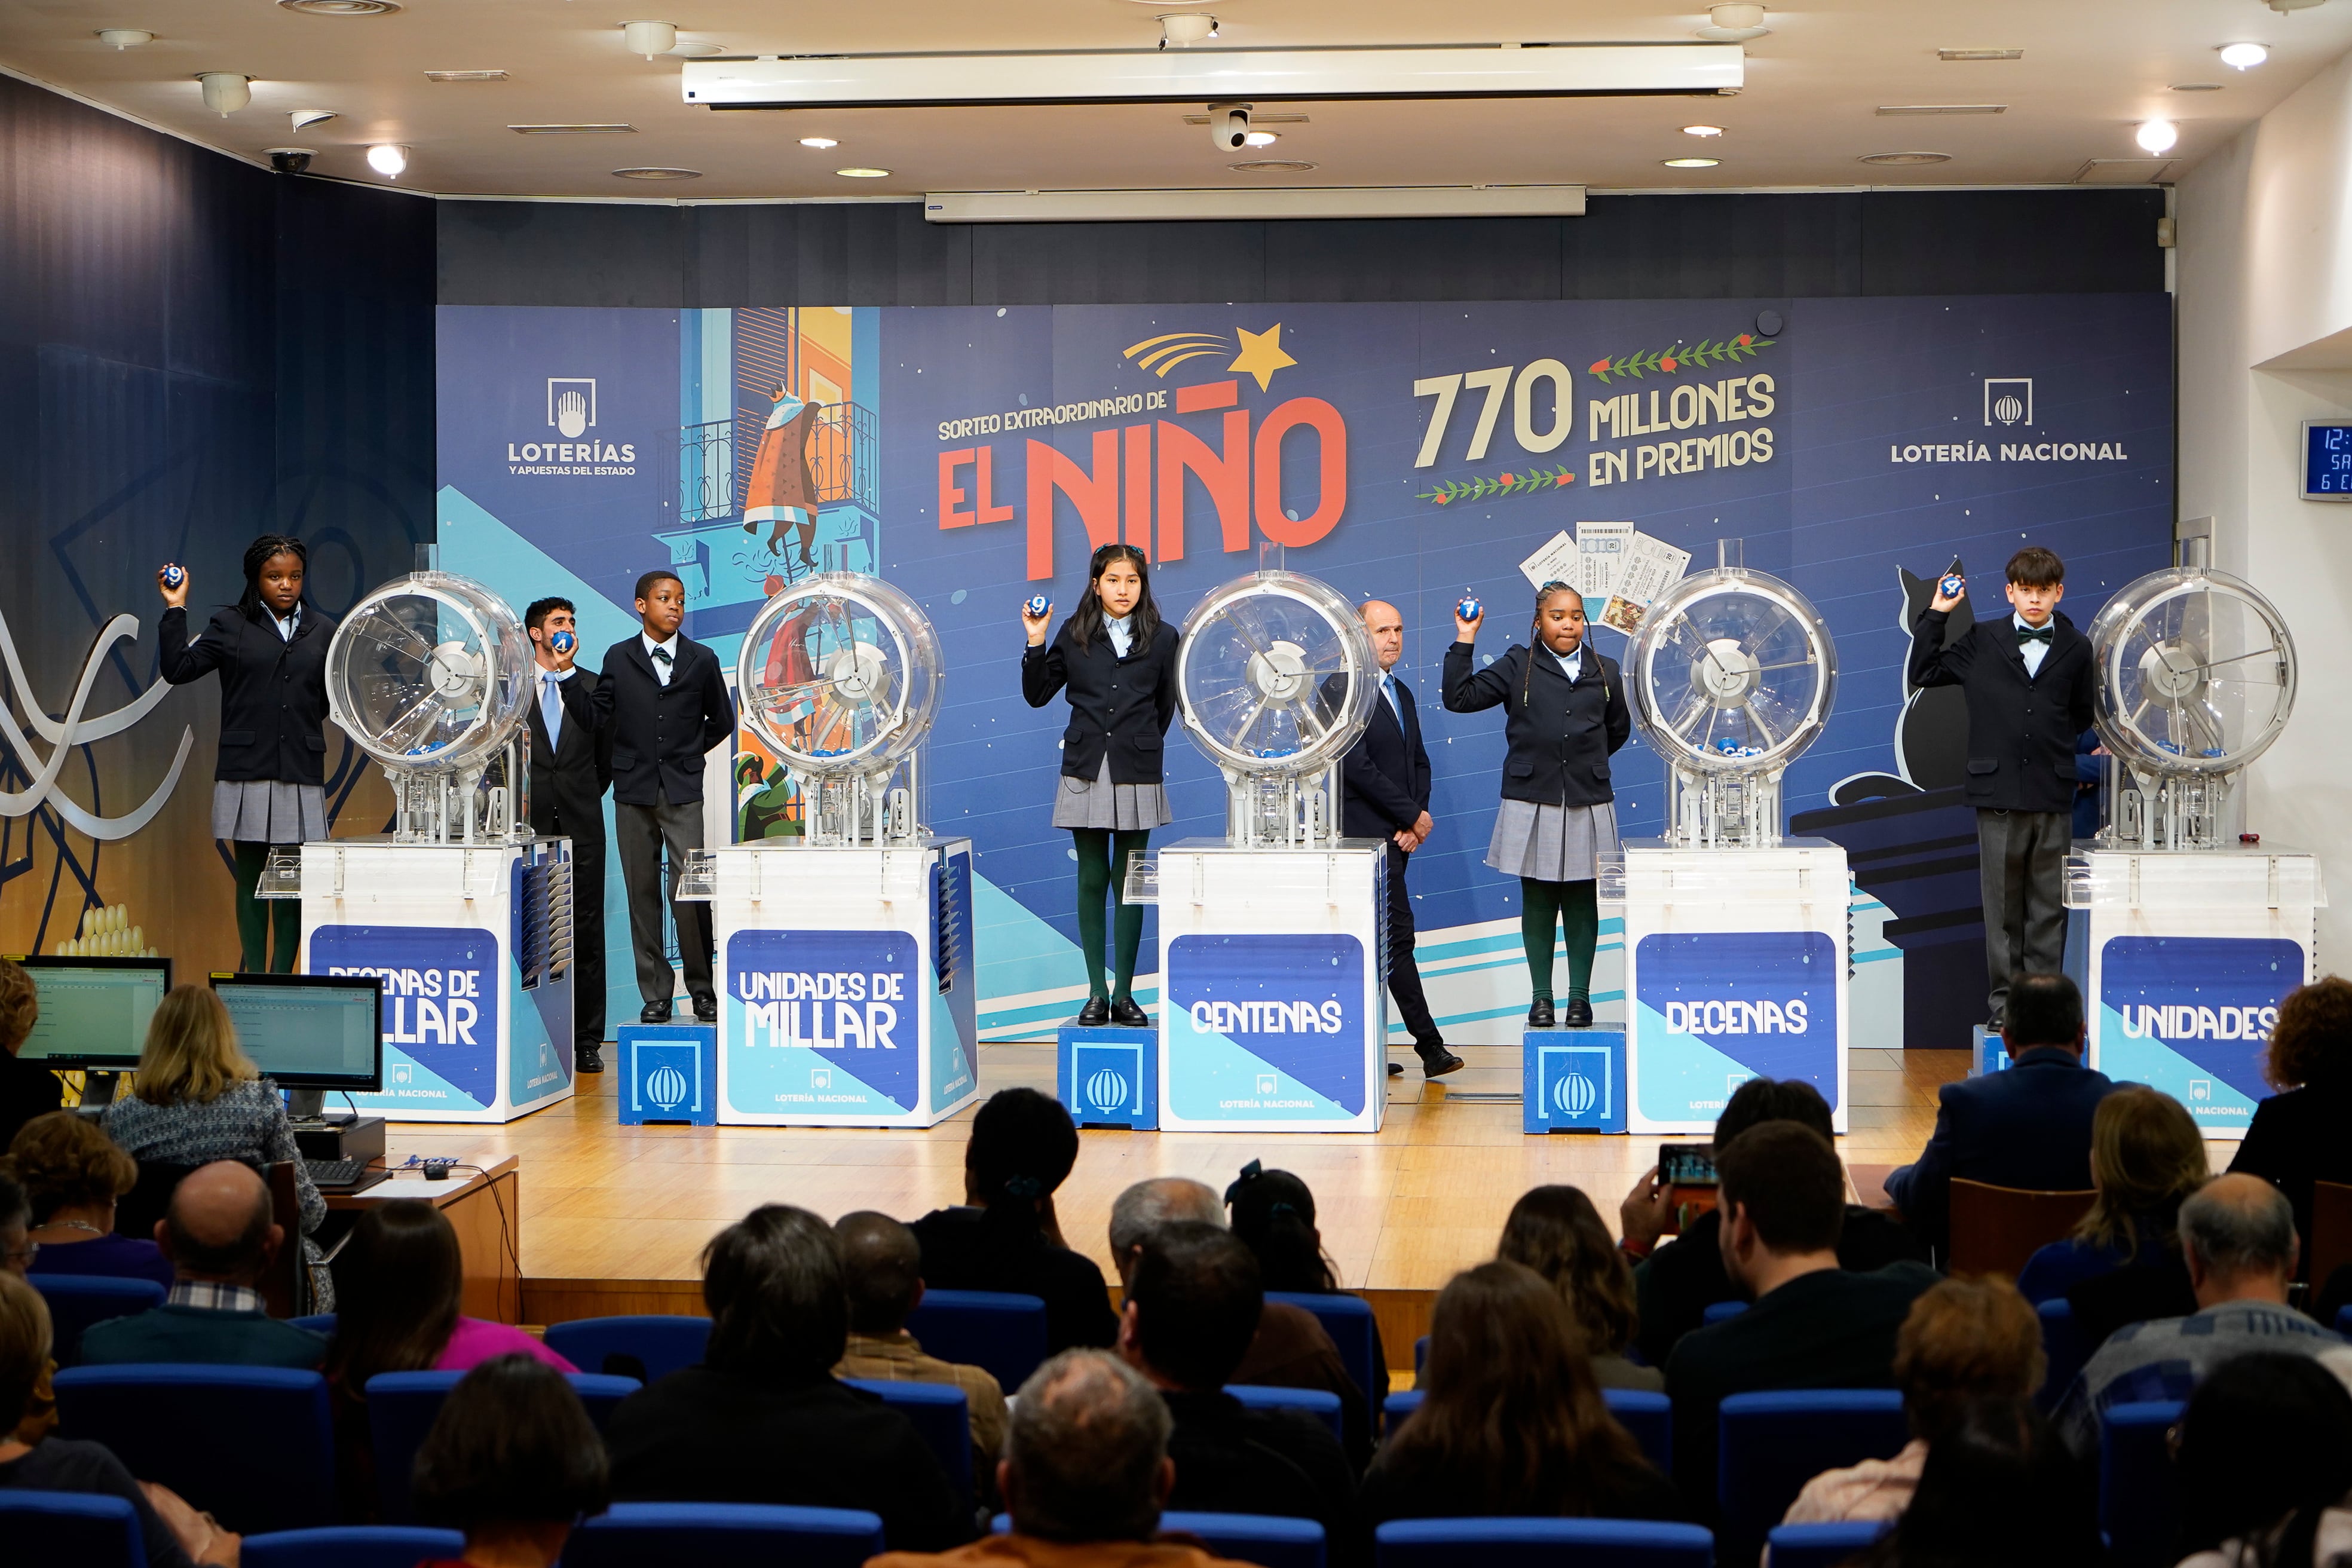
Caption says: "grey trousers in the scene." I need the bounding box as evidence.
[615,795,715,1005]
[1977,807,2071,1024]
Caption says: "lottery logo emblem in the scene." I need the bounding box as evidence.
[1085,1067,1129,1115]
[1552,1072,1599,1117]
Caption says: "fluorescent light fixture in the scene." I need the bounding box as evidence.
[2219,42,2269,70]
[1876,103,2004,115]
[509,123,636,134]
[836,167,892,177]
[2135,120,2178,154]
[425,69,510,82]
[367,143,408,174]
[924,184,1587,222]
[798,136,840,148]
[1662,156,1719,168]
[684,44,1743,109]
[1937,48,2022,61]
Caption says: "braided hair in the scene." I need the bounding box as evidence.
[1522,580,1581,708]
[235,534,308,623]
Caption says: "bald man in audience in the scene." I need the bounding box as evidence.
[80,1160,326,1368]
[835,1209,1010,1477]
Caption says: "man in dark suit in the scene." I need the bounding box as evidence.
[524,598,614,1071]
[1907,546,2095,1028]
[595,570,736,1025]
[1882,972,2120,1254]
[1341,601,1461,1078]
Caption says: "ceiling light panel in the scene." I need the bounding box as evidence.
[925,185,1587,222]
[425,70,509,83]
[509,124,636,134]
[1876,103,2004,115]
[1937,48,2022,61]
[683,45,1743,110]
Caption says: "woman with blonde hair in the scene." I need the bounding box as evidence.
[2017,1084,2207,1304]
[102,985,329,1307]
[2231,974,2352,1279]
[1496,1184,1662,1391]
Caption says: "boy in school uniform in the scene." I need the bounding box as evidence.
[595,571,736,1025]
[523,597,614,1071]
[1907,546,2095,1029]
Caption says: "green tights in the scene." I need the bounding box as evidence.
[231,841,301,973]
[1520,877,1599,1003]
[1073,828,1150,1002]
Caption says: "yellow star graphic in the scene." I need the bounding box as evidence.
[1227,323,1298,391]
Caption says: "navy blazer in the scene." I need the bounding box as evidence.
[158,604,336,786]
[1441,641,1631,809]
[1907,607,2094,814]
[1021,619,1180,786]
[1885,1045,2121,1251]
[593,633,735,808]
[525,665,613,838]
[1337,672,1431,840]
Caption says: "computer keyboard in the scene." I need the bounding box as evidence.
[304,1157,370,1189]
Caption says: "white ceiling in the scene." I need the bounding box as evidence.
[1,0,2347,201]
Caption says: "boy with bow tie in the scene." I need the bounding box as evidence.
[1909,547,2096,1030]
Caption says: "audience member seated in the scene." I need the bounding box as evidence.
[2015,1085,2206,1305]
[1225,1162,1388,1399]
[604,1202,969,1548]
[871,1349,1255,1568]
[1621,1079,1927,1368]
[911,1088,1118,1354]
[0,960,56,1163]
[1,1168,30,1279]
[2231,976,2352,1284]
[6,1110,173,1290]
[101,984,333,1309]
[79,1159,326,1368]
[837,1209,1011,1479]
[1118,1221,1360,1558]
[2054,1173,2345,1454]
[1845,1398,2100,1568]
[1883,972,2119,1255]
[1363,1259,1679,1527]
[1110,1177,1370,1471]
[2172,1352,2352,1566]
[1783,1276,2045,1529]
[0,1270,231,1567]
[1498,1185,1662,1392]
[411,1352,612,1568]
[326,1198,578,1517]
[1664,1122,1939,1497]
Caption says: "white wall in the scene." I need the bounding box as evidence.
[2178,47,2352,966]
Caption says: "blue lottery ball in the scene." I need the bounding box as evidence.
[1939,574,1964,598]
[162,565,185,588]
[1024,595,1050,618]
[550,630,577,654]
[1456,596,1482,621]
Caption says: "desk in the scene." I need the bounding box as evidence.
[326,1156,522,1325]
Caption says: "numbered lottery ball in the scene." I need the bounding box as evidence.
[1939,574,1964,599]
[162,565,185,589]
[550,630,577,655]
[1024,595,1050,618]
[1456,597,1482,621]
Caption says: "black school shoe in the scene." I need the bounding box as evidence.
[639,999,673,1024]
[1387,1061,1405,1077]
[1110,997,1150,1028]
[693,995,718,1024]
[1564,997,1594,1027]
[1077,996,1111,1026]
[575,1042,605,1074]
[1417,1043,1466,1077]
[1527,997,1557,1028]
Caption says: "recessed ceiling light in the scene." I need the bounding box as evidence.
[1858,151,1952,165]
[1877,104,2004,115]
[1696,4,1769,42]
[424,69,509,82]
[1937,47,2022,61]
[1242,129,1279,146]
[614,167,702,180]
[836,167,892,178]
[2136,120,2179,154]
[96,29,155,48]
[366,143,408,176]
[510,124,635,134]
[2172,83,2224,92]
[798,136,839,148]
[2219,42,2270,70]
[1229,160,1318,172]
[278,0,400,13]
[1683,124,1724,137]
[1662,157,1719,168]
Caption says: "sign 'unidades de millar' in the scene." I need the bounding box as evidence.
[724,927,923,1114]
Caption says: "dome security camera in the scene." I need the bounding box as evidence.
[1209,102,1252,152]
[265,148,314,175]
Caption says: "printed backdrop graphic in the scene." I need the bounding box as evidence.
[437,296,2173,1046]
[2097,935,2302,1128]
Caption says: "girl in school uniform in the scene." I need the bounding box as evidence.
[1444,580,1631,1027]
[157,535,335,974]
[1020,544,1180,1027]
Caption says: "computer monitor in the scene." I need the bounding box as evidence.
[6,956,172,1070]
[207,972,383,1094]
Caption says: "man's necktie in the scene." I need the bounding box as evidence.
[1381,672,1402,723]
[540,672,564,750]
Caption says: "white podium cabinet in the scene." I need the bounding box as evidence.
[302,837,576,1123]
[2069,846,2322,1132]
[1156,840,1388,1134]
[710,837,981,1127]
[1611,838,1851,1135]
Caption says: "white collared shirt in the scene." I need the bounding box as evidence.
[642,630,681,687]
[2014,613,2052,678]
[270,605,301,643]
[1104,614,1134,659]
[1551,647,1584,682]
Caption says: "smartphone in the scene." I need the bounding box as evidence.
[1658,1143,1718,1187]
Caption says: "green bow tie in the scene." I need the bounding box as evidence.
[2016,624,2052,645]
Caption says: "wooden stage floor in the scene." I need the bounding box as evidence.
[383,1042,1991,1361]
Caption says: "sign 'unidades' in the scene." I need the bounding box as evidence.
[2097,935,2302,1125]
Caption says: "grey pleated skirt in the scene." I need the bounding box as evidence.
[1486,798,1621,881]
[212,780,327,844]
[1051,755,1172,831]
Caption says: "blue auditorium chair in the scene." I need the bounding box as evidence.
[366,1370,640,1521]
[1376,1516,1713,1568]
[289,1313,337,1336]
[1414,1334,1428,1374]
[1717,1390,1907,1555]
[845,1376,973,1505]
[565,1502,886,1568]
[1164,1512,1327,1568]
[51,1364,337,1534]
[0,1489,148,1567]
[904,1289,1049,1391]
[1702,1299,1748,1325]
[1228,1383,1345,1441]
[244,1526,466,1568]
[1767,1520,1893,1568]
[1267,1291,1383,1403]
[2100,1399,2185,1568]
[542,1313,713,1382]
[2036,1298,2086,1410]
[1382,1388,1672,1476]
[28,1275,164,1367]
[2336,1304,2350,1336]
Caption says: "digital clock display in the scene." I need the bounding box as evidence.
[2304,421,2352,501]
